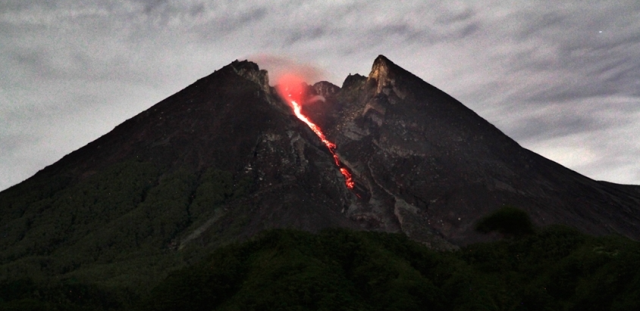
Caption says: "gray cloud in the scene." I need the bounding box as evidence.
[1,1,640,190]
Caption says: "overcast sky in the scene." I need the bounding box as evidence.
[1,1,640,191]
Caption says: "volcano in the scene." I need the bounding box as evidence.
[1,55,640,285]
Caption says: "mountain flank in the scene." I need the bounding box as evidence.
[1,55,639,293]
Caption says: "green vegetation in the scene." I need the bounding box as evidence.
[1,226,639,310]
[0,161,253,303]
[3,174,639,311]
[139,226,639,311]
[0,278,129,311]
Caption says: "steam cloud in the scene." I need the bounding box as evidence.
[250,54,327,86]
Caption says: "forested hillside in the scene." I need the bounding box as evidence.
[3,223,639,310]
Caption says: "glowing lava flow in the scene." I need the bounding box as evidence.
[277,74,355,189]
[289,98,355,189]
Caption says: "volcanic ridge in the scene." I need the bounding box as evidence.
[1,55,640,284]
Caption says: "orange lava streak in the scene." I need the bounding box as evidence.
[289,99,355,189]
[276,73,355,190]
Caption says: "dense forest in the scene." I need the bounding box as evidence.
[1,207,639,310]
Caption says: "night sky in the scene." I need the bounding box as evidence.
[2,1,640,191]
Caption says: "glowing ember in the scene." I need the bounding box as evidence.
[277,74,355,190]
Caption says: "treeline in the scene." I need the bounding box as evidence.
[2,211,640,310]
[139,226,640,311]
[0,277,131,311]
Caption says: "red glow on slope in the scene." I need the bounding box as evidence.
[277,74,355,190]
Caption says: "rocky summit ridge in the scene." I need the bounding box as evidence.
[1,55,640,283]
[310,55,640,245]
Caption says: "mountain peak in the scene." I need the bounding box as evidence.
[366,55,414,98]
[225,59,270,93]
[372,54,394,69]
[2,55,640,291]
[367,55,394,86]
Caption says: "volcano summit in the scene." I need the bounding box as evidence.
[1,55,640,285]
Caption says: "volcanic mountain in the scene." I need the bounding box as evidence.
[1,55,640,285]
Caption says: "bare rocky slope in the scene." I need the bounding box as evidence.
[314,55,640,245]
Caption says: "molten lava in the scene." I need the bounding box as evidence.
[277,74,355,190]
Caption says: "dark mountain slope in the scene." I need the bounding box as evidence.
[1,55,639,290]
[313,55,640,244]
[0,60,361,286]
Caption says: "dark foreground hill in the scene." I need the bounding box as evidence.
[2,226,640,310]
[1,55,640,306]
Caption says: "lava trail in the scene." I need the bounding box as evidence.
[277,74,355,189]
